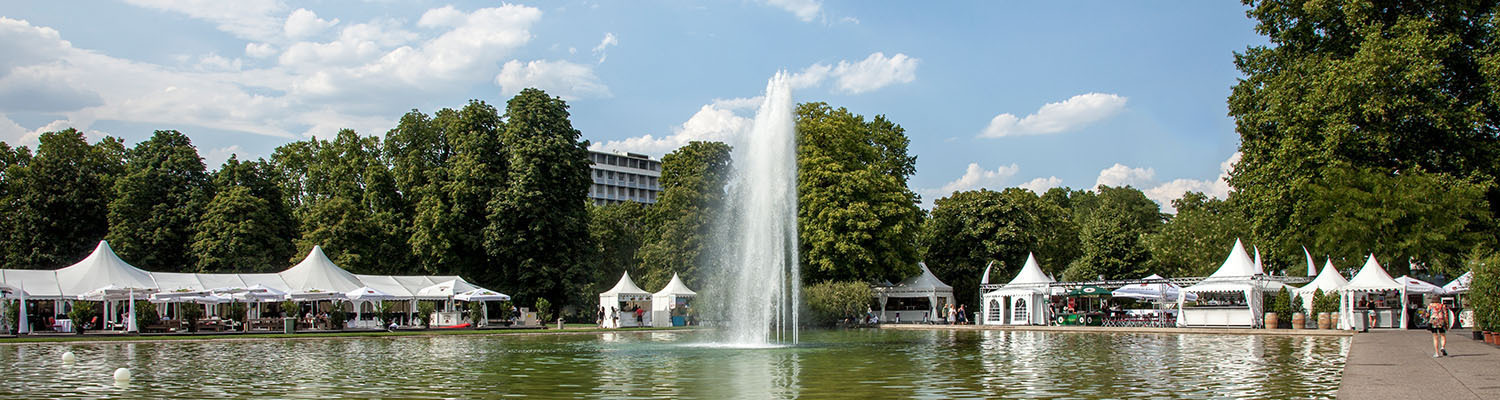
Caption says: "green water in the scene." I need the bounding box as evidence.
[0,329,1347,399]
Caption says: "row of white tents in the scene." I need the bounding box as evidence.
[0,241,508,333]
[598,271,698,328]
[980,239,1472,329]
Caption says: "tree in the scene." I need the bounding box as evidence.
[0,142,33,266]
[5,129,123,268]
[1063,186,1163,281]
[278,129,408,274]
[922,188,1069,308]
[402,102,506,277]
[487,89,593,308]
[106,130,210,271]
[637,141,733,291]
[1291,164,1491,277]
[1144,192,1253,278]
[589,202,653,294]
[293,196,378,270]
[191,185,285,272]
[796,103,923,283]
[207,155,298,269]
[1228,1,1500,269]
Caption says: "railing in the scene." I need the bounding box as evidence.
[979,275,1313,292]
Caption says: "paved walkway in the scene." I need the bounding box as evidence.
[881,323,1353,337]
[1339,329,1500,400]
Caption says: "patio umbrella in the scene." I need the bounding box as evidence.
[1066,286,1112,297]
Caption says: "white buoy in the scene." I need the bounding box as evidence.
[61,351,76,363]
[113,367,131,383]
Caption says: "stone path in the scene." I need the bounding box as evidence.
[1338,329,1500,400]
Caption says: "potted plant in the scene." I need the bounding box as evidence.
[180,303,204,333]
[280,300,300,333]
[66,301,97,334]
[466,300,484,327]
[327,301,346,331]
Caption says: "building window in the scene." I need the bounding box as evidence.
[1013,298,1028,324]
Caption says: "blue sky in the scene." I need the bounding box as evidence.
[0,1,1265,211]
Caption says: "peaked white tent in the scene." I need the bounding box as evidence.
[651,273,697,327]
[1180,239,1264,328]
[981,253,1052,326]
[600,271,651,328]
[1295,259,1347,314]
[876,262,956,324]
[1395,276,1447,295]
[56,241,158,333]
[1444,271,1472,294]
[1339,255,1405,329]
[280,246,364,296]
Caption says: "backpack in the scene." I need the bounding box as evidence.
[1428,304,1447,326]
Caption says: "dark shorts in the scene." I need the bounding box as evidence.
[1428,326,1447,333]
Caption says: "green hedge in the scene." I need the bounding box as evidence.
[803,281,872,326]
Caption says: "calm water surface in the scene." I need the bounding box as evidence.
[0,329,1348,399]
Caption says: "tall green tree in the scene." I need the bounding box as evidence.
[278,129,406,273]
[589,202,653,294]
[402,102,506,277]
[487,89,593,307]
[922,188,1069,308]
[1229,1,1500,268]
[796,102,924,283]
[1063,185,1163,281]
[1144,192,1252,278]
[4,129,125,268]
[1291,164,1491,276]
[106,130,210,271]
[293,196,378,270]
[211,155,298,264]
[637,141,734,291]
[191,185,285,272]
[0,142,33,267]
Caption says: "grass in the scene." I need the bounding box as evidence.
[0,325,694,344]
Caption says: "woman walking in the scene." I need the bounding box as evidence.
[1427,296,1448,357]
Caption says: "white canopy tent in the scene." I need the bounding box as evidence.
[454,288,510,302]
[651,273,697,327]
[346,286,397,328]
[280,246,364,295]
[1444,271,1471,294]
[58,241,158,333]
[876,262,956,324]
[1294,259,1347,314]
[599,271,651,328]
[1395,276,1447,296]
[1339,255,1405,330]
[981,253,1053,326]
[1114,274,1196,302]
[1179,239,1264,328]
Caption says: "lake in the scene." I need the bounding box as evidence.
[0,329,1348,399]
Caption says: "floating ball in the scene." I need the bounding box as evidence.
[61,351,76,363]
[113,368,131,383]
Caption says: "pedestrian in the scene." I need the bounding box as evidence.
[1427,296,1449,357]
[958,304,967,324]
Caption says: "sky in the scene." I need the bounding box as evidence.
[0,1,1267,211]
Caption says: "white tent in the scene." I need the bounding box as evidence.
[454,288,510,302]
[651,273,697,327]
[876,262,956,324]
[1339,255,1405,330]
[599,271,651,328]
[981,253,1052,326]
[57,241,159,333]
[1295,259,1347,313]
[280,246,364,296]
[1114,274,1195,302]
[416,279,480,300]
[345,286,398,328]
[1395,276,1447,295]
[1443,271,1471,294]
[1180,239,1264,328]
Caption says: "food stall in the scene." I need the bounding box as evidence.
[1054,285,1110,326]
[1180,239,1263,328]
[1339,255,1405,330]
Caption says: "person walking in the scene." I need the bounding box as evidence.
[1427,296,1449,357]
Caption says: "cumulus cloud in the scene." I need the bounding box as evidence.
[1018,176,1063,193]
[495,59,611,101]
[938,163,1020,194]
[1092,152,1241,212]
[284,8,338,39]
[711,96,764,110]
[202,145,244,169]
[592,32,617,64]
[790,52,918,94]
[0,66,104,112]
[244,42,277,58]
[590,103,752,156]
[763,0,822,22]
[981,93,1127,138]
[124,0,287,42]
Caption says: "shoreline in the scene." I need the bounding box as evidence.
[0,325,698,346]
[879,323,1356,337]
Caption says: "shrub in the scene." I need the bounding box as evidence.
[180,303,204,332]
[4,300,17,332]
[466,300,484,326]
[375,301,396,326]
[1471,251,1500,331]
[417,301,436,328]
[327,302,346,330]
[280,300,300,319]
[225,302,247,324]
[803,281,873,326]
[67,301,98,333]
[134,301,159,329]
[535,298,552,322]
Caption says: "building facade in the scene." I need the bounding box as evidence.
[589,150,661,205]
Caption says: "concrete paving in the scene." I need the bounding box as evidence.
[881,323,1354,337]
[1338,329,1500,400]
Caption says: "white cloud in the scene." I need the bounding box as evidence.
[1018,176,1063,193]
[123,0,287,42]
[839,16,860,25]
[592,32,617,64]
[981,93,1127,138]
[244,42,277,58]
[711,96,764,110]
[203,145,244,169]
[764,0,822,22]
[196,53,243,71]
[938,163,1021,194]
[284,8,338,39]
[0,114,33,145]
[495,59,610,101]
[1093,152,1241,212]
[416,5,465,28]
[830,52,918,94]
[789,52,918,94]
[590,103,752,157]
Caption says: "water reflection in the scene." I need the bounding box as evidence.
[0,329,1346,399]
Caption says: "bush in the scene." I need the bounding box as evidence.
[466,300,484,326]
[280,300,300,319]
[803,281,873,326]
[327,302,346,330]
[225,302,247,324]
[1471,251,1500,331]
[4,300,17,332]
[1310,288,1339,324]
[375,301,396,326]
[535,298,552,322]
[135,301,159,329]
[180,303,204,332]
[417,301,436,328]
[67,301,98,333]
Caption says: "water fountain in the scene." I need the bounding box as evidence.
[718,72,801,346]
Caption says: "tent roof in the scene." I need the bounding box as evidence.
[151,272,206,293]
[1444,271,1472,293]
[1253,246,1266,276]
[1342,255,1401,292]
[196,274,248,291]
[1,269,62,298]
[1395,276,1447,295]
[653,273,697,297]
[1296,259,1348,295]
[354,274,417,297]
[601,271,649,296]
[55,241,157,295]
[416,279,480,299]
[894,262,954,291]
[346,286,398,301]
[1005,253,1053,286]
[236,273,292,293]
[279,246,363,293]
[1205,239,1258,280]
[390,276,440,295]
